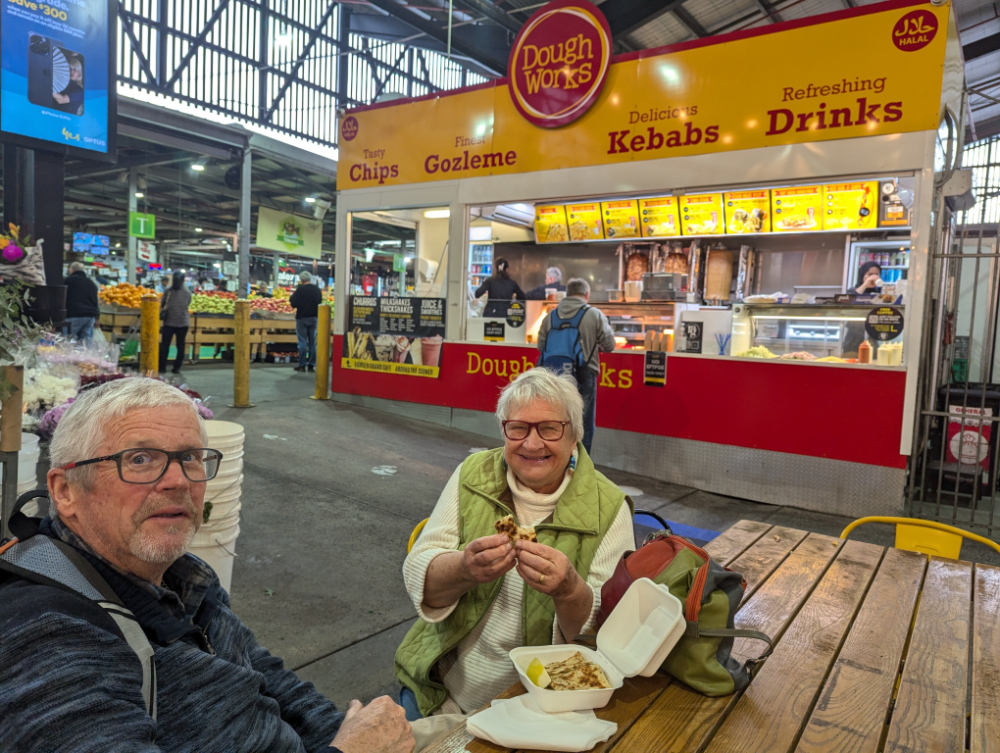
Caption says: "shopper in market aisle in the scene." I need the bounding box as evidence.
[396,367,634,721]
[291,270,323,372]
[524,267,566,300]
[0,378,415,753]
[474,257,526,317]
[159,270,193,375]
[64,261,100,342]
[536,278,616,454]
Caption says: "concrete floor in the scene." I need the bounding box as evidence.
[167,362,998,711]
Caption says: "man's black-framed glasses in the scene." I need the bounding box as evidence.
[61,448,223,484]
[501,420,570,441]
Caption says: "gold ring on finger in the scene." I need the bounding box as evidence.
[539,573,545,584]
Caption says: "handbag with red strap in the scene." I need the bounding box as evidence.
[597,531,772,696]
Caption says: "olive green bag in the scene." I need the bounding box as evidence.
[597,531,773,696]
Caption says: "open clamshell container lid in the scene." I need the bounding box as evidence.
[510,578,684,713]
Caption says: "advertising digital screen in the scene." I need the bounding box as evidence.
[73,232,109,254]
[1,0,115,158]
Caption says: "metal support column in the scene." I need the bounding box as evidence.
[128,169,138,284]
[273,251,280,289]
[238,149,252,296]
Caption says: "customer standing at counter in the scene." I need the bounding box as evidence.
[474,258,525,318]
[291,271,323,373]
[524,267,566,300]
[537,279,616,454]
[64,262,100,343]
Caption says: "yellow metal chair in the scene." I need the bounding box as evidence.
[840,516,1000,559]
[407,518,429,553]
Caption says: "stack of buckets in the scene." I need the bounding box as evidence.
[1,433,43,517]
[189,420,244,592]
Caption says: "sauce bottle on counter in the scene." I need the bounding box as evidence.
[858,339,873,364]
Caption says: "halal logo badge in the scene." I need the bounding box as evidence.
[341,115,359,141]
[892,10,938,52]
[508,0,612,129]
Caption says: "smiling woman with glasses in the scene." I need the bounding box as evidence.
[395,367,635,721]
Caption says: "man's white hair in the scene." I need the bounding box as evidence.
[299,271,312,283]
[69,261,85,273]
[496,367,584,443]
[546,267,562,283]
[50,378,208,490]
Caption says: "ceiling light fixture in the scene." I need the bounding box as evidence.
[424,209,450,219]
[115,242,121,248]
[305,197,317,203]
[195,227,203,232]
[191,163,206,172]
[135,191,144,198]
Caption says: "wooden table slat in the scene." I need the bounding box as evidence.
[726,526,810,606]
[704,540,884,753]
[703,520,774,566]
[971,564,1000,753]
[794,547,927,753]
[884,557,973,753]
[612,532,844,753]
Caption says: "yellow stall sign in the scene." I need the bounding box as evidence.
[535,205,569,243]
[639,197,681,238]
[772,186,823,232]
[566,203,605,241]
[724,190,771,234]
[823,182,879,230]
[602,200,641,239]
[679,194,724,236]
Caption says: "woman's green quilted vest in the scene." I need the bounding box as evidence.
[394,445,630,716]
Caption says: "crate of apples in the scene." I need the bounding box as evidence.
[250,298,294,316]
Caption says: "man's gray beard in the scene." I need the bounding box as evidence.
[128,493,200,564]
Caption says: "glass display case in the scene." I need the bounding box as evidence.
[731,303,903,361]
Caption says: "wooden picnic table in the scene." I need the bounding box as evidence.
[423,519,1000,753]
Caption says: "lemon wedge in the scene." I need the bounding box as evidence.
[526,658,551,689]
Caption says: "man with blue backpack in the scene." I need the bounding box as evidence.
[536,278,616,455]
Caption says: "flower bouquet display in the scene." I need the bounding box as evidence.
[0,224,46,286]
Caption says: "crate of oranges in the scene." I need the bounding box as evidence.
[99,283,146,310]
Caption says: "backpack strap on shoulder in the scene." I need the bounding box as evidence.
[0,532,158,719]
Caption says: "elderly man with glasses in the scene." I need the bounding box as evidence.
[0,378,413,753]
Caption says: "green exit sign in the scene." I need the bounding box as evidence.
[129,212,156,239]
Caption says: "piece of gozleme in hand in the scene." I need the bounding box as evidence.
[494,514,537,544]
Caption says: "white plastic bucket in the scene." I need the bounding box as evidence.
[208,497,241,521]
[205,420,245,443]
[189,522,240,592]
[0,433,41,489]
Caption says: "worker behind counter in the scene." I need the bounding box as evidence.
[474,257,525,318]
[842,262,883,357]
[524,267,566,300]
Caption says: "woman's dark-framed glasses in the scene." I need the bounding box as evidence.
[501,420,570,441]
[61,448,223,484]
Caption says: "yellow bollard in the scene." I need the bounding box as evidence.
[139,295,160,377]
[231,300,253,408]
[312,304,331,401]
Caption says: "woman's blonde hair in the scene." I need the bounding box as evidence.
[495,367,584,443]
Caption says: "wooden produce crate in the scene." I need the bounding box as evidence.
[99,310,140,339]
[258,319,299,359]
[188,314,265,362]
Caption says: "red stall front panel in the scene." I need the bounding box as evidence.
[332,337,907,469]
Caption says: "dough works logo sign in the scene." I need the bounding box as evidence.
[508,0,612,128]
[341,115,359,141]
[892,9,937,52]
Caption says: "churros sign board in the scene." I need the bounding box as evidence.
[338,0,950,190]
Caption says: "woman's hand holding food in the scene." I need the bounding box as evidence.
[514,540,580,599]
[463,533,518,584]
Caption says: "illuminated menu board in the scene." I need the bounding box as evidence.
[566,203,605,241]
[534,205,569,244]
[823,182,878,230]
[679,194,723,235]
[724,190,771,234]
[772,185,823,232]
[639,197,681,237]
[601,200,640,239]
